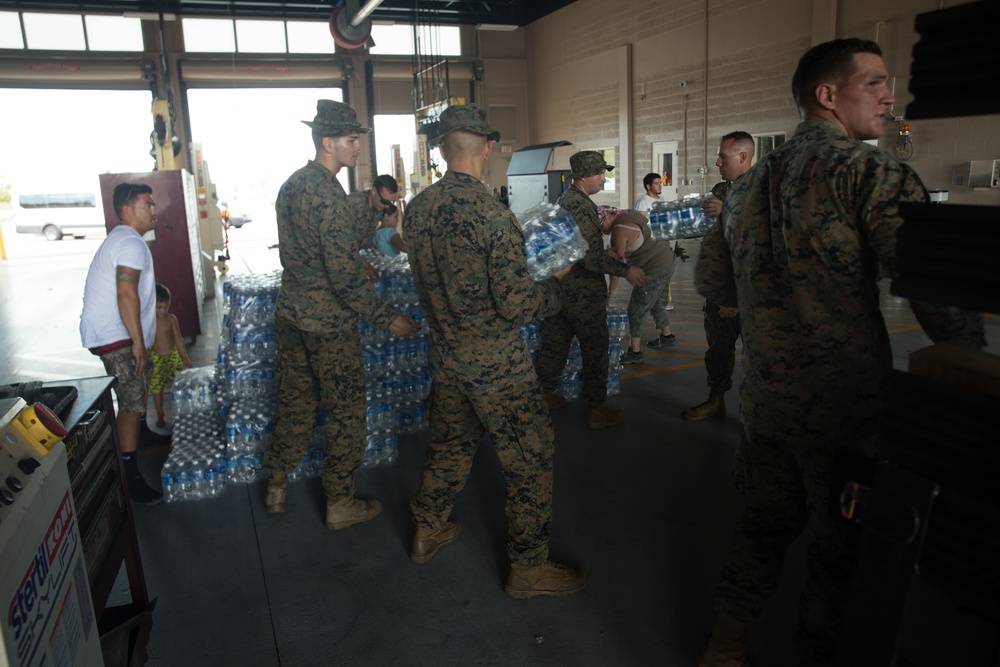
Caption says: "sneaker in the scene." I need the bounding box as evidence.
[411,520,462,564]
[620,348,644,364]
[505,560,588,599]
[127,474,164,506]
[665,303,675,311]
[646,334,677,349]
[326,497,382,530]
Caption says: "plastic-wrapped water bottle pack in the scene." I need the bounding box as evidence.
[648,194,718,241]
[161,413,227,503]
[517,203,589,281]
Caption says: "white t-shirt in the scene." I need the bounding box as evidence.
[80,224,156,349]
[634,193,659,211]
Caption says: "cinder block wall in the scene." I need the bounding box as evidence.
[521,0,1000,207]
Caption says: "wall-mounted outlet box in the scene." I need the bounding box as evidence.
[968,159,1000,188]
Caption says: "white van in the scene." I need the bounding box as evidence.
[14,191,107,240]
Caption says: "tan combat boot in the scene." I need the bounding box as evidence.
[411,520,462,564]
[698,617,751,667]
[586,403,624,429]
[682,391,726,421]
[544,393,567,411]
[326,496,383,530]
[265,472,287,513]
[504,560,588,599]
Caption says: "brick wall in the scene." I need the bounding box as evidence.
[523,0,1000,206]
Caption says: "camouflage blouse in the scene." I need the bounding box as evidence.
[406,170,560,395]
[696,120,983,443]
[274,160,396,333]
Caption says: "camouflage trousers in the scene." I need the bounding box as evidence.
[626,262,677,337]
[411,380,554,566]
[536,287,609,404]
[264,317,365,500]
[702,299,742,392]
[100,346,152,415]
[712,431,863,665]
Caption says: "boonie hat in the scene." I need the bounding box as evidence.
[570,150,615,178]
[302,99,371,134]
[430,104,501,147]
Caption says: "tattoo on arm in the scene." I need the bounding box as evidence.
[116,266,140,285]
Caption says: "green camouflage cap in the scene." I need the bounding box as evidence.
[302,99,371,134]
[570,150,615,178]
[430,104,501,147]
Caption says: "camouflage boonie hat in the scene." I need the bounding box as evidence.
[570,150,615,178]
[430,104,501,147]
[302,99,371,134]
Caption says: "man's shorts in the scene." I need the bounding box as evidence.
[100,346,152,415]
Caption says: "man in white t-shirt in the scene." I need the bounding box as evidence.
[634,172,661,211]
[80,182,165,505]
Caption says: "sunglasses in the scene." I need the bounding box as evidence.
[379,196,394,207]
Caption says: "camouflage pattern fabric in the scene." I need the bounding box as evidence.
[701,300,741,392]
[100,346,152,415]
[713,431,865,664]
[627,264,676,337]
[346,189,381,249]
[405,170,560,395]
[536,186,630,403]
[264,316,366,500]
[697,119,985,663]
[431,103,500,146]
[569,150,614,178]
[697,180,741,392]
[274,160,397,334]
[405,169,561,565]
[411,380,554,566]
[696,120,984,444]
[619,214,675,337]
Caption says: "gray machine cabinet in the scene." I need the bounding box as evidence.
[506,141,572,216]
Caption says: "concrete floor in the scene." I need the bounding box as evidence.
[1,217,996,666]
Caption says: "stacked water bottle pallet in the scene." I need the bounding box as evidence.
[519,307,627,400]
[161,366,227,502]
[648,195,718,241]
[361,250,431,468]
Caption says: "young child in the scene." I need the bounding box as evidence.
[149,284,193,427]
[373,204,407,256]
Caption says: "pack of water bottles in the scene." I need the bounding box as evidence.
[160,413,228,503]
[517,203,589,281]
[520,321,543,367]
[225,272,281,326]
[226,396,278,456]
[171,366,221,416]
[648,194,718,241]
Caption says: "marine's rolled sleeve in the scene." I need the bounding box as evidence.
[559,187,630,278]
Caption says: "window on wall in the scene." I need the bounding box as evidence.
[598,148,616,192]
[369,24,461,56]
[6,12,144,51]
[0,12,24,48]
[182,17,335,53]
[754,133,786,163]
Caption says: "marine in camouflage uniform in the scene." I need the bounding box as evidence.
[684,132,754,421]
[406,105,586,597]
[264,100,417,524]
[695,41,984,666]
[535,151,644,429]
[345,174,399,250]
